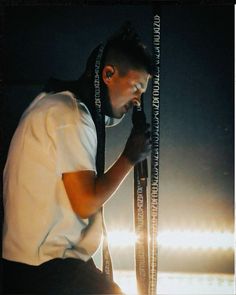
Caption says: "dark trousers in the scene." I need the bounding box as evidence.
[2,258,123,295]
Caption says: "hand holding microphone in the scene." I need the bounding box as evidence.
[122,95,151,169]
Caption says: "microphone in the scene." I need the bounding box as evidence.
[132,95,148,182]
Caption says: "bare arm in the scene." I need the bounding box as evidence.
[63,125,151,219]
[62,154,133,219]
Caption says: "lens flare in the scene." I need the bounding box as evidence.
[107,229,234,250]
[107,230,137,247]
[158,230,234,250]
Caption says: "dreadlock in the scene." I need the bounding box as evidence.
[104,22,153,76]
[84,22,153,79]
[42,24,152,279]
[43,23,152,175]
[91,22,153,174]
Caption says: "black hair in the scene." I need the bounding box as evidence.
[43,22,152,177]
[85,22,153,77]
[105,22,153,76]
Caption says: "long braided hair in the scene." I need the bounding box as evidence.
[43,43,107,176]
[43,22,153,176]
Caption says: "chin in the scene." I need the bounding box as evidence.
[105,107,123,119]
[104,94,125,118]
[113,110,125,119]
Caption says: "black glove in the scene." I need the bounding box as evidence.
[122,123,151,165]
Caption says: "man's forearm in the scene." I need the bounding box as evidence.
[62,154,134,219]
[95,155,133,205]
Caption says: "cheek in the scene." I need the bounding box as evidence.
[120,81,133,98]
[107,85,122,108]
[107,83,118,100]
[109,80,133,106]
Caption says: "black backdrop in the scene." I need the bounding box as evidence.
[1,3,234,273]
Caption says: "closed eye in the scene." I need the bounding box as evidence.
[133,84,142,93]
[133,85,139,92]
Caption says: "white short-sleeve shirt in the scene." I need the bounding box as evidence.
[2,91,104,265]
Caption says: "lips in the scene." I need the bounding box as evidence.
[124,105,129,112]
[124,102,132,113]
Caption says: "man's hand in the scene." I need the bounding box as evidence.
[122,124,151,165]
[63,124,151,219]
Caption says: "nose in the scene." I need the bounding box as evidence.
[132,96,141,107]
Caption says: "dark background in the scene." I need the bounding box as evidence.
[1,3,234,273]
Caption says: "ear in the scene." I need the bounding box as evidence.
[102,65,115,85]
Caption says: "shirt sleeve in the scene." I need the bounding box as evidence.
[55,110,97,175]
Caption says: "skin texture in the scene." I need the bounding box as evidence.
[62,66,150,219]
[102,65,150,118]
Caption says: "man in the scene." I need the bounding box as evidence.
[2,23,152,294]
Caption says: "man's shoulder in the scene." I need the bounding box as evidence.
[21,91,94,130]
[43,91,79,111]
[27,91,88,116]
[45,91,91,116]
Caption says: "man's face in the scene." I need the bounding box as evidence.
[103,66,150,119]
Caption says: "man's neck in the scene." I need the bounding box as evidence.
[75,75,113,118]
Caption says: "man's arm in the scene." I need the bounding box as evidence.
[62,154,133,219]
[62,125,151,219]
